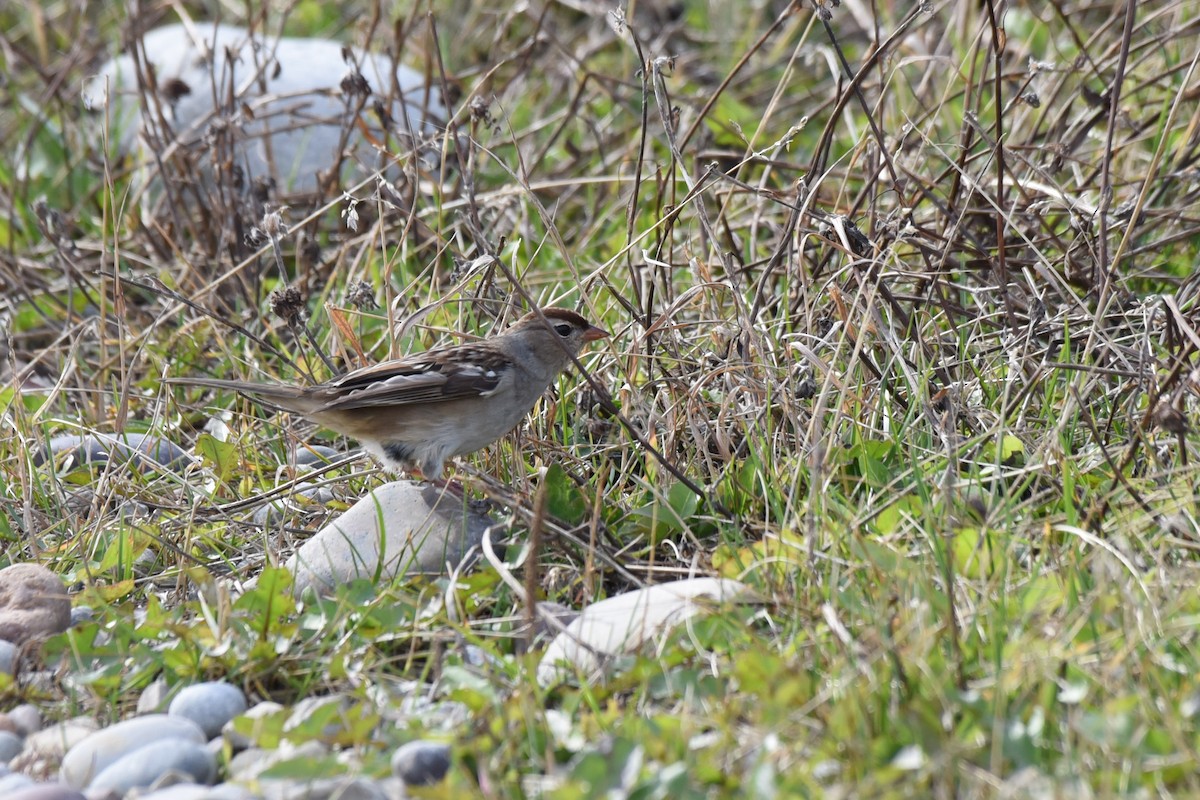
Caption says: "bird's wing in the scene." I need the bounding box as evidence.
[314,343,510,411]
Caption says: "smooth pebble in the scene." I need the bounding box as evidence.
[294,445,341,468]
[129,784,215,800]
[537,578,753,685]
[59,714,205,789]
[0,773,36,793]
[21,717,99,763]
[137,678,171,714]
[391,740,451,787]
[0,729,23,763]
[88,738,216,793]
[169,681,248,739]
[136,783,255,800]
[68,607,93,627]
[252,482,337,526]
[8,704,41,736]
[8,782,87,799]
[289,481,493,595]
[41,433,190,474]
[0,639,17,676]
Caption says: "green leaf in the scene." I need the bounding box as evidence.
[194,433,239,482]
[543,463,588,524]
[234,566,297,626]
[259,755,347,780]
[231,704,287,749]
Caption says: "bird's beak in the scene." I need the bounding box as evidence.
[583,325,610,343]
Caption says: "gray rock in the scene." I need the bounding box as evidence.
[256,776,385,800]
[390,740,451,787]
[294,446,341,469]
[138,678,171,714]
[60,714,206,789]
[40,433,190,474]
[0,639,17,676]
[251,482,337,527]
[0,564,72,645]
[0,729,23,763]
[88,738,216,792]
[21,717,99,762]
[129,784,215,800]
[321,779,387,799]
[7,704,42,737]
[133,783,257,800]
[9,784,87,800]
[68,606,94,627]
[83,22,447,199]
[169,681,248,739]
[0,772,36,794]
[289,481,493,595]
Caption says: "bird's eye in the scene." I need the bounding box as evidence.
[554,323,573,337]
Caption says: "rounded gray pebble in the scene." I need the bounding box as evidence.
[0,729,22,763]
[42,433,191,474]
[169,681,248,739]
[0,639,17,676]
[390,740,451,787]
[23,717,98,762]
[60,714,205,789]
[294,445,341,467]
[138,678,171,714]
[7,786,86,800]
[252,482,336,526]
[8,704,42,736]
[128,782,221,799]
[0,773,36,793]
[68,607,93,627]
[327,779,388,799]
[89,738,216,792]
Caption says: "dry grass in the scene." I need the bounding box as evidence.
[4,0,1200,794]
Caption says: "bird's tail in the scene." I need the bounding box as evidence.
[165,377,324,415]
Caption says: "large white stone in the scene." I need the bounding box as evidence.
[288,481,493,595]
[84,21,447,197]
[537,578,754,685]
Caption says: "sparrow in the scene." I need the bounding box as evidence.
[171,307,609,478]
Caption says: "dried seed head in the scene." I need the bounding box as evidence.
[340,69,372,98]
[245,205,288,248]
[345,280,377,310]
[270,286,308,328]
